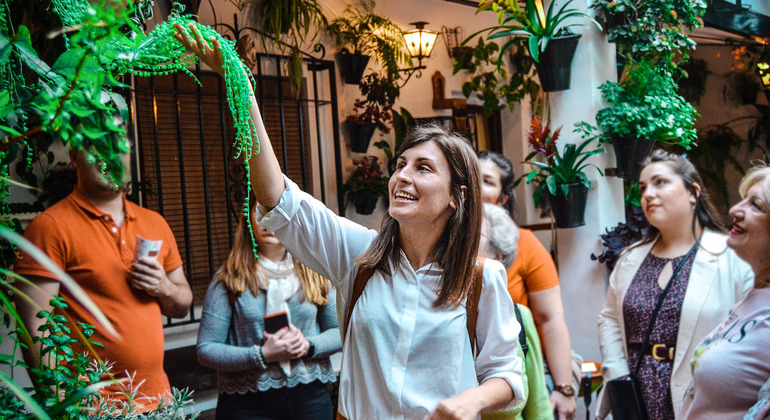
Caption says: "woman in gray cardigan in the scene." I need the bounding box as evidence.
[197,199,341,420]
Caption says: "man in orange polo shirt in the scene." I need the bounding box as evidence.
[14,138,193,411]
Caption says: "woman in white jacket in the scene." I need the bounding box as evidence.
[597,150,754,419]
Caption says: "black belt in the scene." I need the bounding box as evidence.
[631,342,675,361]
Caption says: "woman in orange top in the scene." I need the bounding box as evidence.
[478,151,576,420]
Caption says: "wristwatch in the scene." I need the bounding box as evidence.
[307,341,315,357]
[553,383,576,397]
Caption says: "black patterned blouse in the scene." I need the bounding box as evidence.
[623,250,697,420]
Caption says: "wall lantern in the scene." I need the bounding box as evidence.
[758,62,770,88]
[399,21,438,85]
[441,25,473,69]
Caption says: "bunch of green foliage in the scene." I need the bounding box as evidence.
[327,0,409,81]
[521,115,604,206]
[453,38,539,116]
[0,295,197,419]
[254,0,327,94]
[472,0,600,64]
[591,0,706,64]
[577,62,699,149]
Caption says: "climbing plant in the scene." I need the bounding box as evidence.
[1,0,263,256]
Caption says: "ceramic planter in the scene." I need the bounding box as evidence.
[335,52,371,85]
[534,33,581,92]
[353,195,379,215]
[547,183,588,228]
[345,120,377,153]
[612,136,656,180]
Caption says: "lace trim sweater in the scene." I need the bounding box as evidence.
[197,272,340,394]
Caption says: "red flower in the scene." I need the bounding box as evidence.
[526,115,561,164]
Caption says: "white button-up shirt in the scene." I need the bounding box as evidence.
[258,177,524,419]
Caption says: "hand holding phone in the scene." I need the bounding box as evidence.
[264,311,289,334]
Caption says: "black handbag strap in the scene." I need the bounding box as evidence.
[632,242,698,377]
[513,304,529,358]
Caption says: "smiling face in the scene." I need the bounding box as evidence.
[728,182,770,269]
[639,162,698,231]
[479,158,508,207]
[388,141,457,231]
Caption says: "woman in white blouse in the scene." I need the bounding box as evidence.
[175,24,524,420]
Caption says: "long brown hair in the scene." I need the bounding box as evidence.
[216,198,330,305]
[357,124,482,309]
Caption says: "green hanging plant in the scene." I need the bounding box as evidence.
[591,0,706,64]
[327,1,410,81]
[470,0,600,64]
[576,61,699,149]
[254,0,327,95]
[453,37,539,116]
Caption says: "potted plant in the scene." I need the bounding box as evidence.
[345,72,396,153]
[343,155,389,215]
[453,37,540,115]
[521,115,604,228]
[471,0,601,92]
[254,0,327,94]
[577,62,699,180]
[327,2,409,85]
[590,0,706,64]
[722,70,761,106]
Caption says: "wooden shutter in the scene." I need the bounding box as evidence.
[133,71,312,304]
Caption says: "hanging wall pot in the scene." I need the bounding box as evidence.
[335,52,371,85]
[534,33,581,92]
[612,136,656,180]
[547,183,588,228]
[345,120,377,153]
[352,195,379,215]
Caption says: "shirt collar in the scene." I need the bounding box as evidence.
[68,187,136,221]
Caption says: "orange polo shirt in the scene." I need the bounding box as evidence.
[506,228,560,306]
[15,188,182,410]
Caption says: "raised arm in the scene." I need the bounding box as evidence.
[173,23,284,209]
[14,276,59,370]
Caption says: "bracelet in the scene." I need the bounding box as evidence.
[256,346,267,369]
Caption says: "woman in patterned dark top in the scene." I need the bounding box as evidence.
[597,150,754,420]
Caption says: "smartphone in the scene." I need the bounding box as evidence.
[264,311,289,334]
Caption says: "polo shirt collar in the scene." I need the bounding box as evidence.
[69,187,136,221]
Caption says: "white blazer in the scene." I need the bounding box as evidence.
[597,229,754,419]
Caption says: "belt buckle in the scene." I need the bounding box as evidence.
[652,343,674,361]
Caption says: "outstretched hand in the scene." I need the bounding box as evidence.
[173,22,225,76]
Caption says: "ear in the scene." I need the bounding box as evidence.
[690,183,702,204]
[449,185,467,210]
[69,148,78,167]
[499,194,509,206]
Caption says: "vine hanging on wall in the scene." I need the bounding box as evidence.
[1,0,264,257]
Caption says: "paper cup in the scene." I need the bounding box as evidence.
[135,235,162,261]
